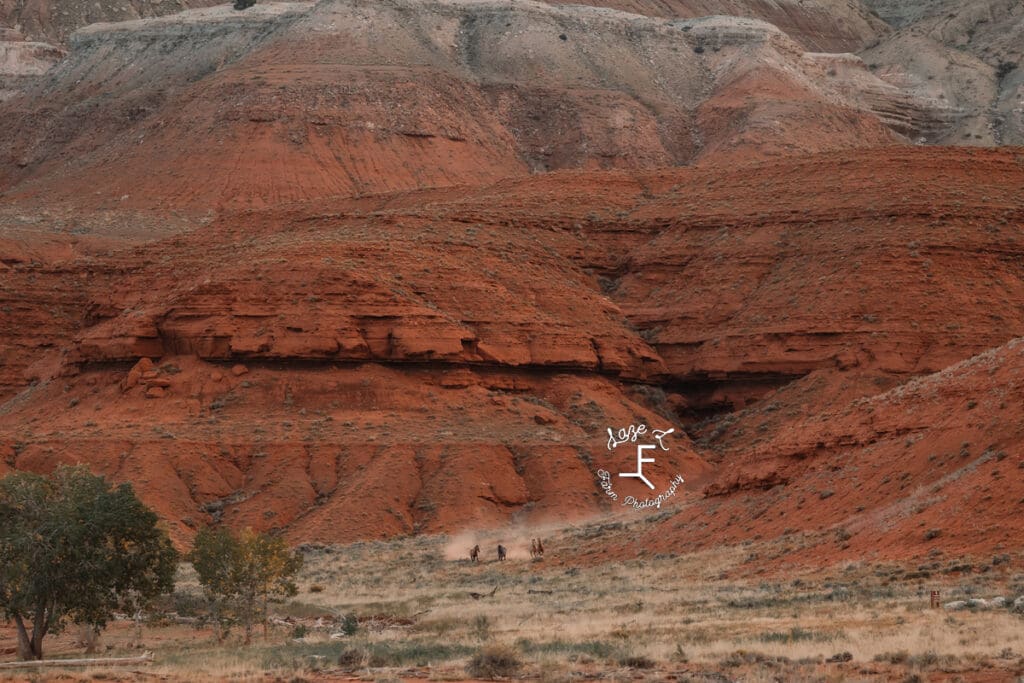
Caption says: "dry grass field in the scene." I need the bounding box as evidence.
[3,515,1024,681]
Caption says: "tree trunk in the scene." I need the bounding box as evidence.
[30,603,46,660]
[243,589,255,645]
[211,602,225,644]
[79,624,101,654]
[13,614,34,661]
[31,629,44,659]
[243,602,253,645]
[261,593,268,640]
[12,608,45,660]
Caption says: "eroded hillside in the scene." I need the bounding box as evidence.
[2,0,948,210]
[2,147,1023,564]
[860,0,1023,145]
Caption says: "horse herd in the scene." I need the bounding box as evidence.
[469,538,544,562]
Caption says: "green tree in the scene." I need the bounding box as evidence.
[0,465,178,660]
[189,527,302,645]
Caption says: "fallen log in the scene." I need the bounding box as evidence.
[0,652,153,670]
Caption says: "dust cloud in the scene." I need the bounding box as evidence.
[442,527,549,562]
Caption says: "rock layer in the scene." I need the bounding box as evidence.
[0,0,933,210]
[860,0,1024,145]
[552,0,888,52]
[0,27,62,100]
[0,0,222,45]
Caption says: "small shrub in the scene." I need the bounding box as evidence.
[924,528,942,541]
[308,584,324,593]
[467,644,522,679]
[291,624,309,639]
[472,614,492,641]
[908,650,940,668]
[338,646,367,669]
[996,61,1016,81]
[757,627,817,643]
[721,650,788,667]
[341,612,359,636]
[874,650,910,664]
[513,638,622,660]
[619,655,655,669]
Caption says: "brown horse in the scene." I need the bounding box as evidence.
[497,544,507,561]
[470,544,480,562]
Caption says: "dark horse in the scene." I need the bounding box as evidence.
[497,544,507,561]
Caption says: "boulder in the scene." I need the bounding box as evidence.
[122,357,156,391]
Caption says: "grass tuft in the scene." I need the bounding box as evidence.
[467,644,522,679]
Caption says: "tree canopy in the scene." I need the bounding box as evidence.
[189,527,302,644]
[0,465,178,660]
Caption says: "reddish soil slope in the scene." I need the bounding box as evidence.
[0,358,709,547]
[634,337,1024,570]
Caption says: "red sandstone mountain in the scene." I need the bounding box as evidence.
[1,0,1023,566]
[2,0,886,50]
[3,145,1023,561]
